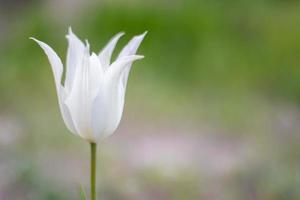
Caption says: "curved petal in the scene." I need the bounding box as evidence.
[107,55,144,82]
[98,32,124,70]
[31,37,76,134]
[65,27,85,93]
[117,32,147,88]
[91,55,144,141]
[31,38,63,90]
[65,45,102,142]
[118,32,147,58]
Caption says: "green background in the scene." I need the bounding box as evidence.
[0,0,299,199]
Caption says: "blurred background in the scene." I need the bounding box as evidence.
[0,0,300,199]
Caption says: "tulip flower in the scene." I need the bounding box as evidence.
[31,28,146,200]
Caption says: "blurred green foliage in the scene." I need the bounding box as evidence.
[0,0,299,199]
[1,0,300,121]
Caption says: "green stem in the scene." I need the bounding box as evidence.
[90,142,97,200]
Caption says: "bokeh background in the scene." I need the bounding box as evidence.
[0,0,300,199]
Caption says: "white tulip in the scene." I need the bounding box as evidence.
[31,28,146,143]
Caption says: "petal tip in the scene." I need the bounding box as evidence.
[136,55,145,60]
[137,54,144,58]
[30,37,44,46]
[118,31,126,36]
[142,31,148,36]
[136,31,148,39]
[29,37,38,41]
[85,39,90,49]
[66,27,73,39]
[125,54,145,61]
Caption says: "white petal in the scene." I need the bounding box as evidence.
[117,32,147,88]
[118,31,147,58]
[90,86,107,141]
[98,32,124,69]
[89,53,104,99]
[65,45,102,142]
[91,55,144,140]
[31,38,63,91]
[31,37,76,134]
[65,27,85,93]
[107,55,144,82]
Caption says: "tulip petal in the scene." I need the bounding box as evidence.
[118,32,147,58]
[117,32,147,88]
[31,38,76,134]
[107,55,144,82]
[98,32,124,69]
[89,53,104,99]
[91,55,144,140]
[65,27,85,93]
[65,45,102,142]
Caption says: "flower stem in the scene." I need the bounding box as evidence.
[90,142,97,200]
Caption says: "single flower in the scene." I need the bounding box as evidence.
[31,28,146,143]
